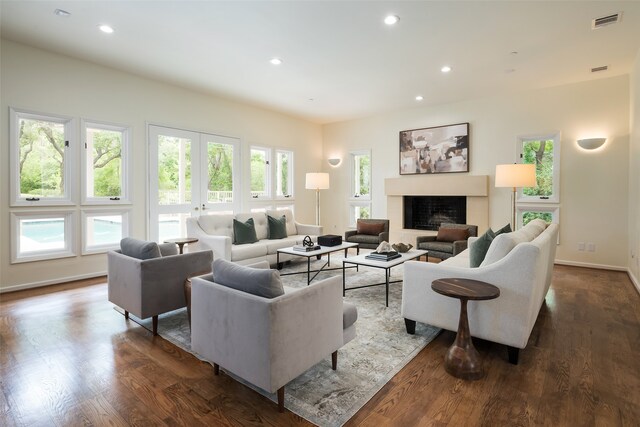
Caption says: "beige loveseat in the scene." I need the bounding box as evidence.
[186,209,322,265]
[402,219,558,364]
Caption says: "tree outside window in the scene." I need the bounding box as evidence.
[19,118,66,198]
[521,139,554,197]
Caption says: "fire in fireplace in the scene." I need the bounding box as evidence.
[403,196,466,230]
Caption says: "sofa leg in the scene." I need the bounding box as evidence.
[213,363,220,375]
[277,386,285,412]
[152,315,158,336]
[331,351,337,370]
[404,318,416,335]
[124,310,129,320]
[507,346,519,365]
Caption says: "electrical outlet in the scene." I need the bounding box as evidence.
[587,243,596,252]
[578,242,585,251]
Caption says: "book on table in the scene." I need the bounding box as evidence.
[365,251,401,261]
[293,245,321,252]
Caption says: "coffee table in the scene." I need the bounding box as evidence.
[342,249,428,307]
[431,277,500,380]
[277,242,360,285]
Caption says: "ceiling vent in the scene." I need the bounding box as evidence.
[592,12,623,29]
[591,65,608,73]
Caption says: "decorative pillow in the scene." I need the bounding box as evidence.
[212,259,284,299]
[233,218,258,245]
[436,227,470,242]
[158,242,178,256]
[120,237,161,260]
[267,214,288,239]
[495,223,512,235]
[357,221,385,236]
[469,229,495,268]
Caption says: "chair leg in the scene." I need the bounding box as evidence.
[507,346,519,365]
[124,310,129,320]
[152,315,158,336]
[213,363,220,375]
[277,386,285,412]
[404,318,416,335]
[331,351,337,370]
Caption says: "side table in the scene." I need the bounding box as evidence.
[431,277,500,380]
[164,237,198,254]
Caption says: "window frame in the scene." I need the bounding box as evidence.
[275,149,294,200]
[10,210,77,263]
[10,108,77,207]
[516,132,561,204]
[349,150,371,201]
[517,204,560,243]
[348,201,372,228]
[81,119,132,205]
[249,145,272,200]
[81,209,131,255]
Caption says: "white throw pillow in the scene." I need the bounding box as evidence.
[198,214,234,239]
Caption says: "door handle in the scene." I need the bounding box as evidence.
[194,207,199,211]
[202,204,207,210]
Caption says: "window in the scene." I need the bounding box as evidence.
[517,133,560,203]
[11,211,76,263]
[10,108,77,206]
[276,150,293,199]
[82,210,130,254]
[250,146,271,199]
[517,205,560,242]
[349,150,371,226]
[82,121,131,204]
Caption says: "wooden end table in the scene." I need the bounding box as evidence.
[164,237,198,254]
[431,278,500,380]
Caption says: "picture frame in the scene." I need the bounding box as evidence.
[399,122,469,175]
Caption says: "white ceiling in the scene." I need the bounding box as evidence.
[2,1,640,124]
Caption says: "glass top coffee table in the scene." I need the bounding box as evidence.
[342,249,428,307]
[277,242,360,285]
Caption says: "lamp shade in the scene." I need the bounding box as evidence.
[305,172,330,190]
[495,164,536,188]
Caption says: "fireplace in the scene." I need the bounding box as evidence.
[403,196,467,231]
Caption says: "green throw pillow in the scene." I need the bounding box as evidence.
[233,218,258,245]
[267,214,288,239]
[470,228,496,268]
[495,223,512,235]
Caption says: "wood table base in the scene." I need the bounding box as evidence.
[444,298,484,380]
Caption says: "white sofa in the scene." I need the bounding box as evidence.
[402,219,558,364]
[186,209,322,266]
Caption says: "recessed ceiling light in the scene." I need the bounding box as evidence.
[384,15,400,25]
[270,58,283,65]
[99,24,114,34]
[441,65,452,73]
[54,9,71,17]
[415,95,424,101]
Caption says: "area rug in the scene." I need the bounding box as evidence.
[128,254,440,426]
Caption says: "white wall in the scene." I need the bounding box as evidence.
[323,76,630,269]
[0,40,322,291]
[629,49,640,289]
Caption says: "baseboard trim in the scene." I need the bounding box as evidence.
[554,259,627,272]
[0,271,107,294]
[627,269,640,295]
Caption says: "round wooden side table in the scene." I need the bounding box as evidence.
[431,277,500,380]
[164,237,198,254]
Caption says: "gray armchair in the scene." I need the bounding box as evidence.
[345,219,390,250]
[416,223,478,260]
[107,238,213,335]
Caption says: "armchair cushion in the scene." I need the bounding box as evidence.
[267,214,288,239]
[343,302,358,329]
[421,241,455,254]
[213,258,284,299]
[158,243,178,256]
[233,218,259,245]
[470,228,495,268]
[436,227,470,243]
[356,221,385,236]
[120,237,161,260]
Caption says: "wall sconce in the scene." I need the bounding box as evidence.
[327,158,341,167]
[577,138,606,150]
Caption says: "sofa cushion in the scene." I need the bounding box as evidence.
[233,218,259,245]
[418,240,455,254]
[231,242,268,261]
[267,214,288,239]
[212,258,284,299]
[267,209,297,236]
[481,228,531,267]
[469,229,495,268]
[265,237,299,254]
[356,221,385,236]
[346,234,380,244]
[436,227,470,242]
[236,213,268,241]
[343,302,358,329]
[198,214,234,239]
[120,237,161,260]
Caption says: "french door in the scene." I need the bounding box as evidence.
[148,125,240,242]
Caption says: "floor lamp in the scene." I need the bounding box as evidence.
[305,172,330,226]
[495,164,536,230]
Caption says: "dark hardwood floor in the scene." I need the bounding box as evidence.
[1,266,638,426]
